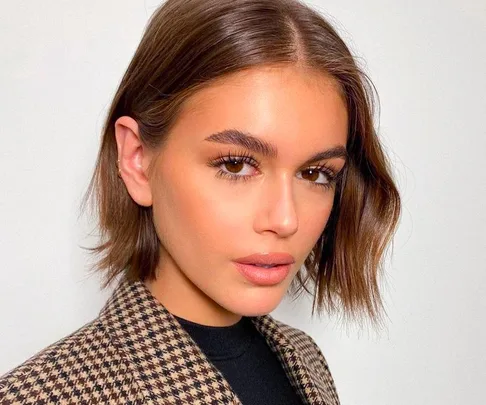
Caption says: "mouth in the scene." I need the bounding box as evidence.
[251,264,280,268]
[234,252,295,267]
[233,252,295,286]
[233,261,293,286]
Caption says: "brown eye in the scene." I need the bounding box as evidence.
[224,159,244,173]
[208,152,260,183]
[301,168,320,182]
[297,166,334,188]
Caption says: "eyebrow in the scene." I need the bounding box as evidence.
[203,129,347,165]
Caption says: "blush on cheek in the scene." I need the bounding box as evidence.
[304,205,333,236]
[191,200,245,248]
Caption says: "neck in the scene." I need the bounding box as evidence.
[144,271,242,327]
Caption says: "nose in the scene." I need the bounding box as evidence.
[254,172,299,238]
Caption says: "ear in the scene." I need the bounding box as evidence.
[114,116,153,207]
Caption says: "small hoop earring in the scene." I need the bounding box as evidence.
[117,159,122,178]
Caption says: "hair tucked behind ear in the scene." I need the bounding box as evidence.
[79,0,401,330]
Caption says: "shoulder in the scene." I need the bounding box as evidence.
[0,319,101,389]
[0,318,139,404]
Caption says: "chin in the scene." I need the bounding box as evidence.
[222,292,283,317]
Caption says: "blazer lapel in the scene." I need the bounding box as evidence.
[252,315,335,405]
[99,277,330,404]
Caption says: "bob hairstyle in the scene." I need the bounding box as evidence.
[80,0,401,329]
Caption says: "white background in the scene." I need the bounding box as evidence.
[1,1,485,404]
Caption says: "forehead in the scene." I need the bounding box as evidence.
[170,65,348,152]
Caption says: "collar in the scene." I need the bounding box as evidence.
[98,277,332,404]
[173,314,255,360]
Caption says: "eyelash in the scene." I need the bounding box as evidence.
[207,150,339,190]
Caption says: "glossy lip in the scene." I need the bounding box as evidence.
[233,262,292,286]
[234,252,295,266]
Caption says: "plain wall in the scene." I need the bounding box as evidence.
[1,1,485,404]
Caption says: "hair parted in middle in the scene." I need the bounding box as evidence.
[80,0,401,330]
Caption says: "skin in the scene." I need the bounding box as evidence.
[115,64,348,327]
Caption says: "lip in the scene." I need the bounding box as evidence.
[234,262,292,286]
[233,252,295,286]
[234,252,295,266]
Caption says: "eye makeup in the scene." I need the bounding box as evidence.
[206,149,343,190]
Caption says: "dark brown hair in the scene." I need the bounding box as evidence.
[80,0,401,329]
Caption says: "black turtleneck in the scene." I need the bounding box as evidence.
[172,313,304,405]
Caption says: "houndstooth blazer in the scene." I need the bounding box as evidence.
[0,278,340,405]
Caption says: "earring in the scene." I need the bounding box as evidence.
[117,159,122,178]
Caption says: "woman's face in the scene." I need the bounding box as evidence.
[119,65,348,326]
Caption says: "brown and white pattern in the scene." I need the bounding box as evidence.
[0,278,340,404]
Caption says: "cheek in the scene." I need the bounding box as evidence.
[151,164,246,254]
[299,195,335,245]
[184,185,249,248]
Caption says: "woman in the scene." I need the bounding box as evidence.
[0,0,401,403]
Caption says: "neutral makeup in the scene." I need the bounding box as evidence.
[115,64,348,326]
